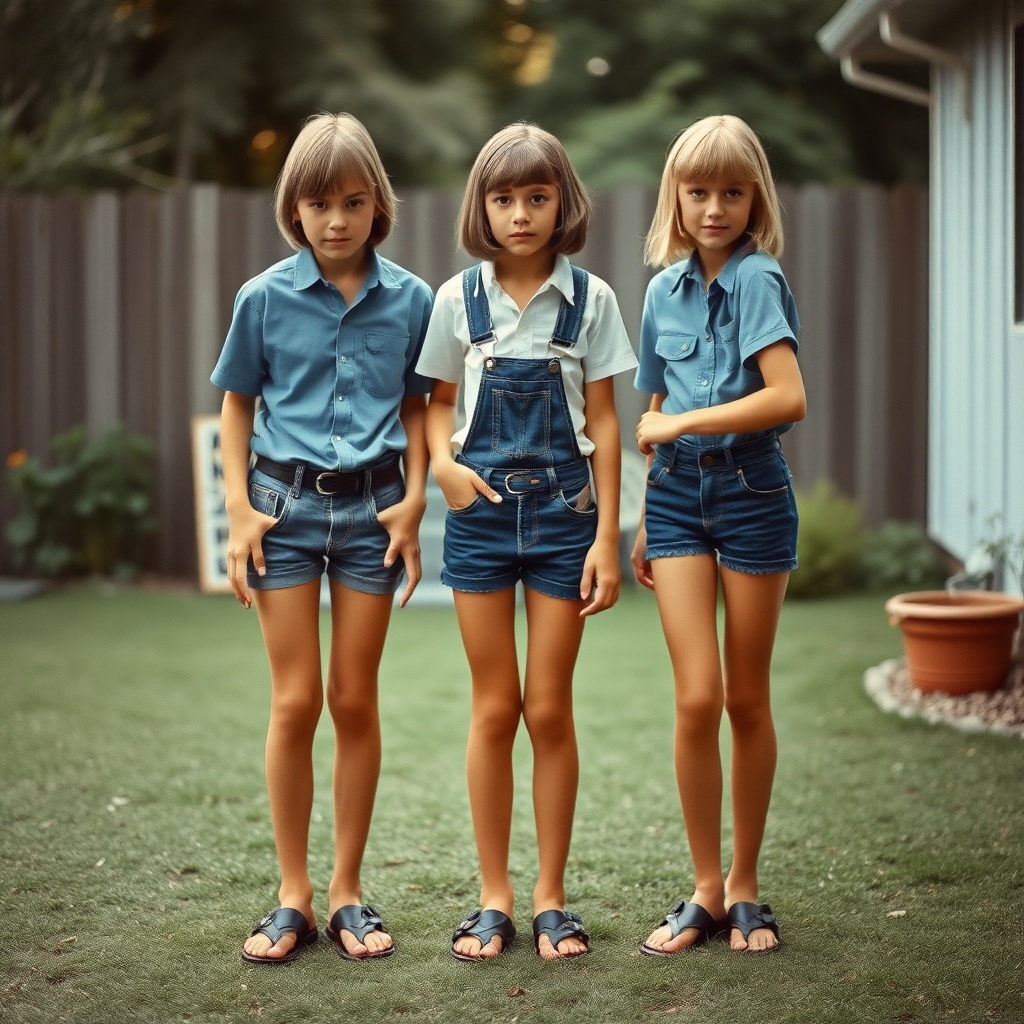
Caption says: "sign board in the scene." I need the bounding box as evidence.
[191,414,232,594]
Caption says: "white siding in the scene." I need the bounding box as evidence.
[930,0,1022,563]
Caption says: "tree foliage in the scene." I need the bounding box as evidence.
[0,0,928,188]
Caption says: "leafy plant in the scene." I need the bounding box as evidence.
[5,424,156,578]
[859,520,944,592]
[787,480,863,599]
[979,514,1024,595]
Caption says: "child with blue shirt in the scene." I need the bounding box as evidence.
[417,124,637,961]
[213,113,432,965]
[631,115,806,956]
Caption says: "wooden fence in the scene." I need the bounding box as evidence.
[0,183,928,577]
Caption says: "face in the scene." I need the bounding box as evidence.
[292,179,377,266]
[676,175,755,257]
[484,182,560,257]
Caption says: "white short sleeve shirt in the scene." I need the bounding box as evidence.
[415,255,638,457]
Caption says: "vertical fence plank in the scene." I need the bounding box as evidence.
[190,185,221,417]
[0,196,18,571]
[84,192,121,439]
[20,196,52,460]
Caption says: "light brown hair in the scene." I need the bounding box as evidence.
[274,113,397,251]
[459,123,591,259]
[644,114,784,267]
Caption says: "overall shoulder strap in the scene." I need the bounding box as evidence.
[461,265,496,348]
[550,265,590,350]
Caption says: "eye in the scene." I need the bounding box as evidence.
[347,198,365,209]
[529,193,549,205]
[309,199,327,209]
[492,195,511,206]
[725,189,743,199]
[687,189,705,199]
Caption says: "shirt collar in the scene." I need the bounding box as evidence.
[480,254,577,304]
[667,237,752,295]
[292,246,399,292]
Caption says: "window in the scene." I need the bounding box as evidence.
[1015,21,1024,322]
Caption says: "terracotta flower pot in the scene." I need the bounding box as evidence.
[885,590,1024,695]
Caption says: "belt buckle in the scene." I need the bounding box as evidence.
[504,471,542,493]
[315,471,340,495]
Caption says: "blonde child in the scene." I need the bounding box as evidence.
[632,115,805,955]
[214,113,433,963]
[417,124,637,960]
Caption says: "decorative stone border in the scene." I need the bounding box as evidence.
[864,658,1024,737]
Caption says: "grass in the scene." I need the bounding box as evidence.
[0,584,1021,1024]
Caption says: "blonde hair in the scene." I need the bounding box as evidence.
[459,123,592,259]
[644,115,783,267]
[274,113,397,251]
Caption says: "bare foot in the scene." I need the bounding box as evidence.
[642,890,726,955]
[533,909,590,960]
[452,904,515,960]
[242,905,316,961]
[726,899,779,953]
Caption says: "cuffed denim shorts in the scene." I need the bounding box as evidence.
[644,434,798,575]
[441,455,598,601]
[245,464,405,594]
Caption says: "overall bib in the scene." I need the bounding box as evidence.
[440,264,599,600]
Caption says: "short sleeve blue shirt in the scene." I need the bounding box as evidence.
[633,244,800,448]
[211,246,433,471]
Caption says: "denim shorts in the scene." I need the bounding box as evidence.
[245,465,405,594]
[643,434,798,575]
[441,456,598,601]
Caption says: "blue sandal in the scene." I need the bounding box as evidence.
[727,901,781,953]
[241,907,318,964]
[640,900,729,956]
[532,909,590,958]
[326,904,395,961]
[451,909,516,961]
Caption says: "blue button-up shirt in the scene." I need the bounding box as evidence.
[634,244,800,448]
[211,246,433,471]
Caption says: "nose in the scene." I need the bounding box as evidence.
[706,194,724,218]
[512,200,531,223]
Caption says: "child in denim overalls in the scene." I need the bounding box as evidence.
[417,124,637,960]
[632,115,806,956]
[214,114,433,964]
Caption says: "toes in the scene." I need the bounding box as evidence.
[340,929,368,958]
[479,937,503,958]
[556,936,586,957]
[244,934,272,957]
[663,927,699,953]
[455,936,483,958]
[364,930,393,954]
[730,928,749,952]
[537,934,558,960]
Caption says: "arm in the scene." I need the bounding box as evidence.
[630,393,664,590]
[579,376,621,617]
[425,380,501,508]
[221,390,276,608]
[636,342,805,452]
[375,395,429,608]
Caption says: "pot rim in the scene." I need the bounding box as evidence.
[886,589,1024,621]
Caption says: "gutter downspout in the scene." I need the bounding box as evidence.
[879,10,971,118]
[840,55,931,107]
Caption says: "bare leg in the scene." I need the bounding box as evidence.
[642,555,728,953]
[452,588,521,958]
[243,579,323,959]
[325,579,395,957]
[521,587,588,959]
[720,565,787,952]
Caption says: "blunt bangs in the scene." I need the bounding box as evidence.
[274,113,397,251]
[459,123,592,259]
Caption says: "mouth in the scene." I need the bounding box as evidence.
[702,225,728,232]
[323,237,352,245]
[508,232,534,240]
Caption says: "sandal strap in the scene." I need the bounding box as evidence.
[452,909,516,948]
[329,904,386,944]
[727,902,779,941]
[532,910,590,951]
[251,907,313,946]
[662,900,718,940]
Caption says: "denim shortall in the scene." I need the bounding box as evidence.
[440,264,598,601]
[643,433,798,575]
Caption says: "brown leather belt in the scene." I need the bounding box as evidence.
[254,456,402,497]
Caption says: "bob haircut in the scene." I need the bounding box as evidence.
[459,123,592,259]
[274,112,397,251]
[644,114,784,267]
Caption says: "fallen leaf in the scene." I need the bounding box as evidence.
[508,986,527,998]
[59,937,77,945]
[406,884,422,891]
[94,858,105,868]
[887,910,907,918]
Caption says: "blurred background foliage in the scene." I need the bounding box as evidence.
[0,0,928,190]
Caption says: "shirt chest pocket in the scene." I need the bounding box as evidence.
[655,333,699,362]
[361,333,409,399]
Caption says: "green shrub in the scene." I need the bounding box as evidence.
[860,520,944,591]
[5,424,156,578]
[787,480,863,599]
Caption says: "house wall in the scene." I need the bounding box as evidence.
[930,0,1024,565]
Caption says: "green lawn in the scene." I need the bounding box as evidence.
[0,585,1021,1024]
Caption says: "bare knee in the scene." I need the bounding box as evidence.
[270,684,323,740]
[326,681,378,738]
[674,687,723,740]
[724,688,773,735]
[523,700,574,750]
[471,696,521,748]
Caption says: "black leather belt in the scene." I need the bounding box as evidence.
[254,456,401,497]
